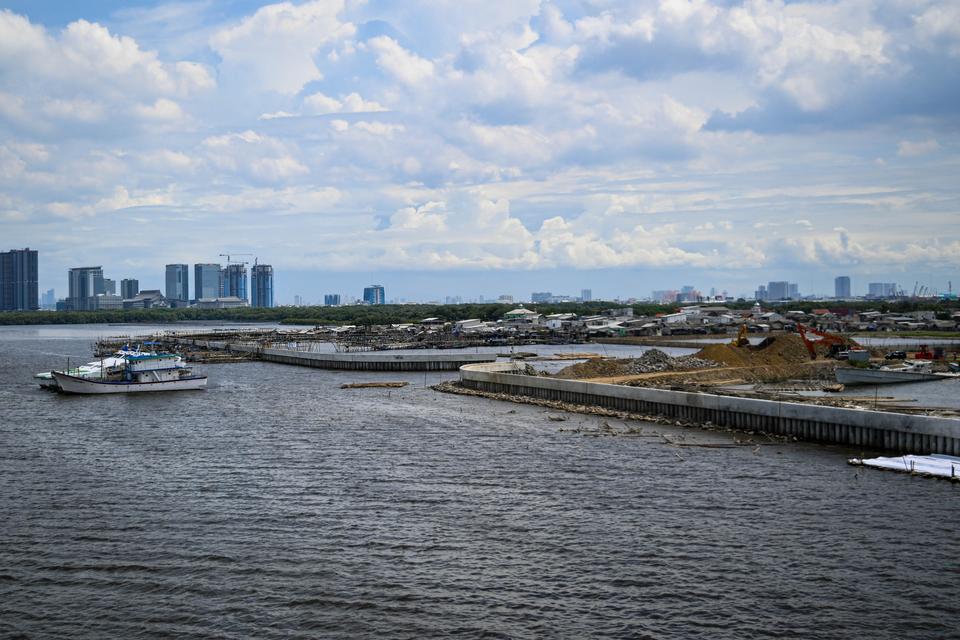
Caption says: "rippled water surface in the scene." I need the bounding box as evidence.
[2,325,958,639]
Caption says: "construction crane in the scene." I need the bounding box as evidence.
[796,323,851,360]
[219,252,252,266]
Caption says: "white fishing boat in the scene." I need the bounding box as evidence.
[36,345,184,391]
[835,360,959,386]
[52,353,206,394]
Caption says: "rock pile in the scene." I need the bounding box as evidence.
[554,349,719,379]
[622,349,719,374]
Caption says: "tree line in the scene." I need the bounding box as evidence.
[0,298,955,326]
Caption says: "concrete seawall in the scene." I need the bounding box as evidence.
[185,339,497,371]
[460,362,960,455]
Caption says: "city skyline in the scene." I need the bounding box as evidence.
[0,1,957,303]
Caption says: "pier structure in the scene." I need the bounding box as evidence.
[459,362,960,455]
[186,338,496,371]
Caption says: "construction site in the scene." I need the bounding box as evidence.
[518,326,960,418]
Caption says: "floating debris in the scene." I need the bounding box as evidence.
[340,381,409,389]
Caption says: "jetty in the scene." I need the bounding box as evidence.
[457,361,960,455]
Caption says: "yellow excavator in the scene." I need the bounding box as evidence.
[730,324,749,347]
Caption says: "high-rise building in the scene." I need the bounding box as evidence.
[120,279,139,299]
[165,264,189,305]
[324,294,341,306]
[251,263,274,308]
[102,278,116,295]
[766,281,790,300]
[868,282,898,298]
[531,292,552,303]
[67,266,103,311]
[788,283,799,299]
[0,248,39,311]
[194,263,221,300]
[222,264,247,301]
[41,288,55,309]
[363,284,385,305]
[754,285,767,301]
[834,276,851,299]
[581,288,592,302]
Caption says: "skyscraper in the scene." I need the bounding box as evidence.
[581,288,592,302]
[222,264,248,301]
[102,278,116,295]
[120,279,139,299]
[363,284,385,305]
[165,264,189,305]
[324,294,341,306]
[835,276,851,298]
[0,248,39,311]
[251,263,274,308]
[767,281,790,300]
[67,266,103,311]
[194,263,222,299]
[41,288,55,309]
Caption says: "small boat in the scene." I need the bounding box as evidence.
[52,353,206,394]
[835,360,960,386]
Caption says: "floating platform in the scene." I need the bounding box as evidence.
[848,454,960,480]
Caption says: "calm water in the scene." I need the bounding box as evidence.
[1,325,958,639]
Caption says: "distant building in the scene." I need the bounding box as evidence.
[165,264,189,307]
[363,284,385,305]
[652,290,679,303]
[102,278,116,296]
[41,288,56,310]
[251,263,274,308]
[581,288,592,302]
[531,292,552,303]
[868,282,898,298]
[497,294,514,303]
[195,296,248,309]
[294,295,304,306]
[0,248,39,311]
[788,283,799,299]
[67,266,104,311]
[194,263,221,300]
[767,281,790,300]
[324,294,341,306]
[754,285,767,301]
[123,290,168,309]
[834,276,851,299]
[90,294,122,310]
[120,279,139,300]
[222,264,247,301]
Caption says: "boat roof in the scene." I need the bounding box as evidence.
[126,353,178,360]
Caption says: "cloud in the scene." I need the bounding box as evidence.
[0,10,212,138]
[897,139,940,158]
[202,130,309,183]
[210,0,355,95]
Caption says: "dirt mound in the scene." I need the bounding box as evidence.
[694,334,827,367]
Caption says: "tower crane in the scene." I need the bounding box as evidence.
[219,252,253,266]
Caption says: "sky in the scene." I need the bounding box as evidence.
[1,0,958,303]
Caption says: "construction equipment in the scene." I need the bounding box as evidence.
[219,252,252,266]
[730,324,749,347]
[796,323,851,360]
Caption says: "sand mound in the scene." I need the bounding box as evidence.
[694,334,850,367]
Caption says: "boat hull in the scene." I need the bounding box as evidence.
[835,367,944,385]
[52,371,207,394]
